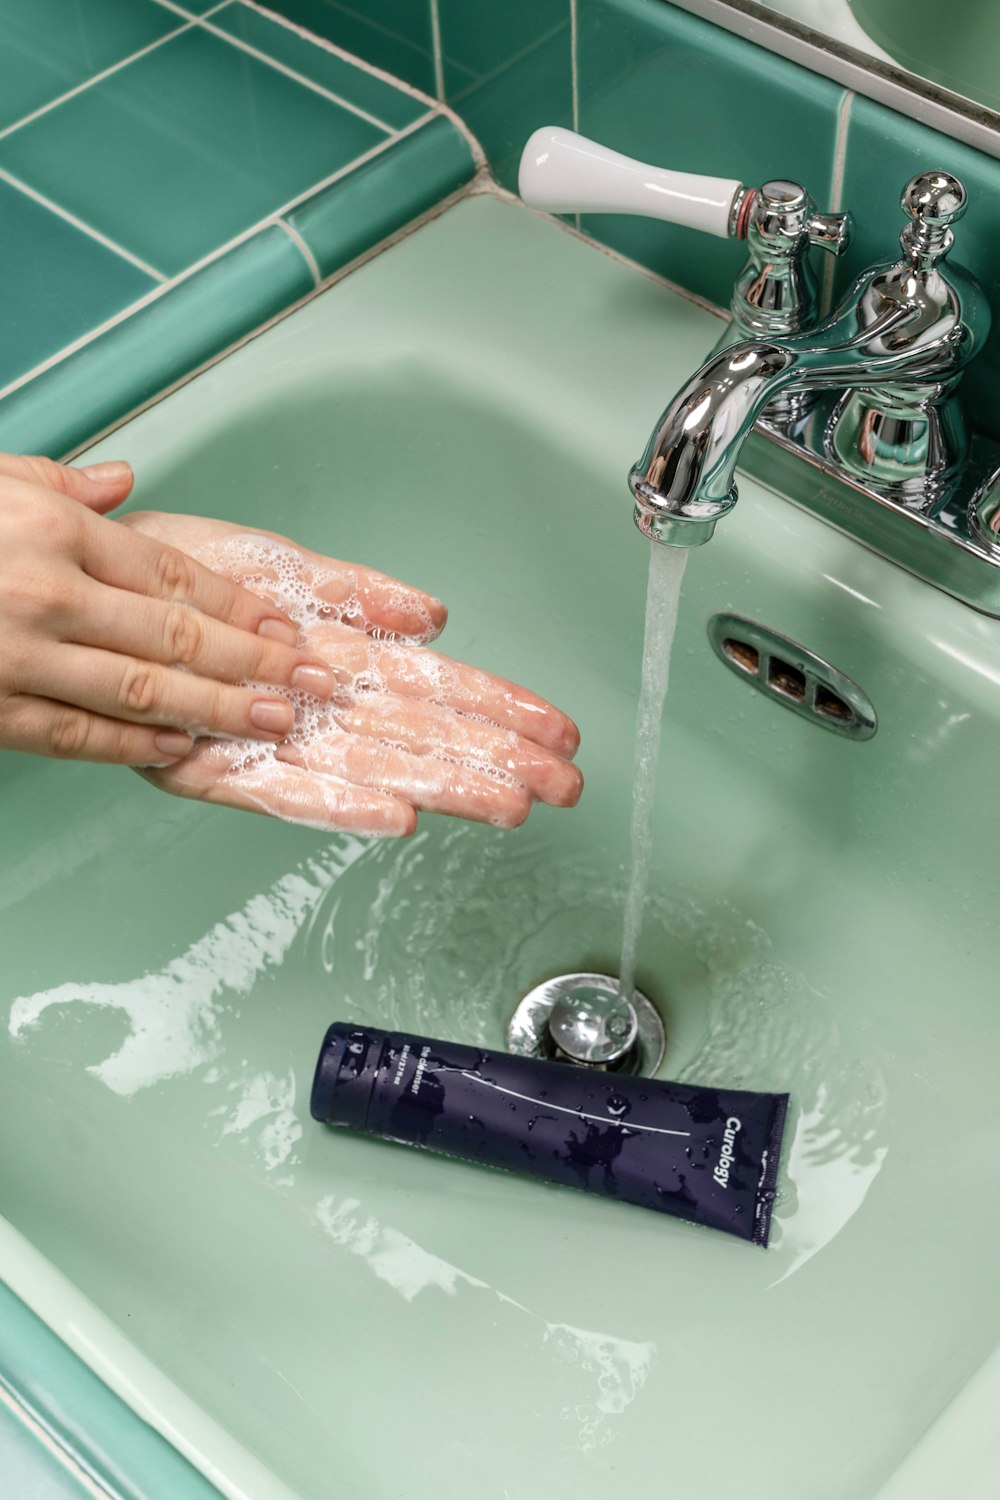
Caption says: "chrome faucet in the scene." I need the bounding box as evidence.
[631,172,989,546]
[519,130,1000,613]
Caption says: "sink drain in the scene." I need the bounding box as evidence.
[508,973,665,1076]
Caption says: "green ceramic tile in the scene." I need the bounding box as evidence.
[838,94,1000,443]
[0,26,387,279]
[0,0,183,133]
[0,177,155,390]
[209,2,426,129]
[438,0,572,193]
[0,1283,220,1500]
[0,225,314,458]
[577,0,843,309]
[287,113,473,278]
[259,0,436,96]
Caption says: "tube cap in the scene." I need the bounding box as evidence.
[310,1023,386,1127]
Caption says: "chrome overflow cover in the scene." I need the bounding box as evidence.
[508,973,666,1076]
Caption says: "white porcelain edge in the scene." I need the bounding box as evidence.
[0,1216,299,1500]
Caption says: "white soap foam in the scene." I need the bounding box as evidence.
[183,535,529,831]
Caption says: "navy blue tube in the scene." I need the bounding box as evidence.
[311,1024,788,1247]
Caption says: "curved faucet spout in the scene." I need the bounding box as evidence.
[631,247,988,546]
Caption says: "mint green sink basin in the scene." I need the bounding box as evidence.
[2,195,999,1500]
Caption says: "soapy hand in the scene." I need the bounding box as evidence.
[0,454,339,767]
[117,510,583,837]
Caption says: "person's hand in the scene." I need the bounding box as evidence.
[118,510,583,838]
[0,454,345,767]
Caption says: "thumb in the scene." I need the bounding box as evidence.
[0,452,134,512]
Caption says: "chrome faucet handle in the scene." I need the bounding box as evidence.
[518,127,852,344]
[749,179,851,258]
[731,180,852,339]
[823,169,979,507]
[899,170,967,264]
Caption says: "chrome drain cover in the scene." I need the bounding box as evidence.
[508,972,665,1076]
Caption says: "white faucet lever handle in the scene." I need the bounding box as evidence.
[518,127,745,240]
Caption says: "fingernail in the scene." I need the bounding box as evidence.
[251,699,295,735]
[258,617,299,646]
[153,730,193,758]
[79,460,133,484]
[291,663,334,698]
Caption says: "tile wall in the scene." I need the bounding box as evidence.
[11,0,1000,454]
[0,0,474,455]
[271,0,1000,443]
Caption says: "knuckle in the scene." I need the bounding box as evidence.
[205,681,233,733]
[119,662,160,715]
[153,545,196,600]
[6,563,77,628]
[49,707,92,759]
[26,454,71,493]
[163,604,204,666]
[39,489,82,543]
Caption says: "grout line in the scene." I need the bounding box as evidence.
[0,5,487,408]
[571,0,580,232]
[822,89,854,316]
[0,116,435,401]
[274,218,321,287]
[62,178,477,462]
[446,18,566,111]
[570,0,579,133]
[0,168,166,281]
[245,1,439,104]
[0,22,196,144]
[151,0,231,14]
[243,2,488,169]
[197,10,395,133]
[430,0,444,101]
[0,0,231,144]
[171,114,425,277]
[0,285,180,399]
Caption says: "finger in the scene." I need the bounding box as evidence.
[0,452,134,512]
[75,580,336,698]
[119,515,447,642]
[221,537,447,641]
[309,622,581,756]
[279,733,533,828]
[330,690,583,807]
[1,693,193,766]
[314,561,447,642]
[78,512,300,642]
[142,747,416,837]
[31,643,297,741]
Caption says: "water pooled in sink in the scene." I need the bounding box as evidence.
[618,545,688,1003]
[307,823,630,1045]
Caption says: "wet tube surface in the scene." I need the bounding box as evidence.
[312,1023,789,1246]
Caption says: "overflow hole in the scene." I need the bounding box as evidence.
[814,685,854,723]
[768,656,807,701]
[722,638,759,674]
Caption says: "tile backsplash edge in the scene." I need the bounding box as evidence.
[0,115,476,461]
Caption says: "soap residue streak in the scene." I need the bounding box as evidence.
[619,545,688,1002]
